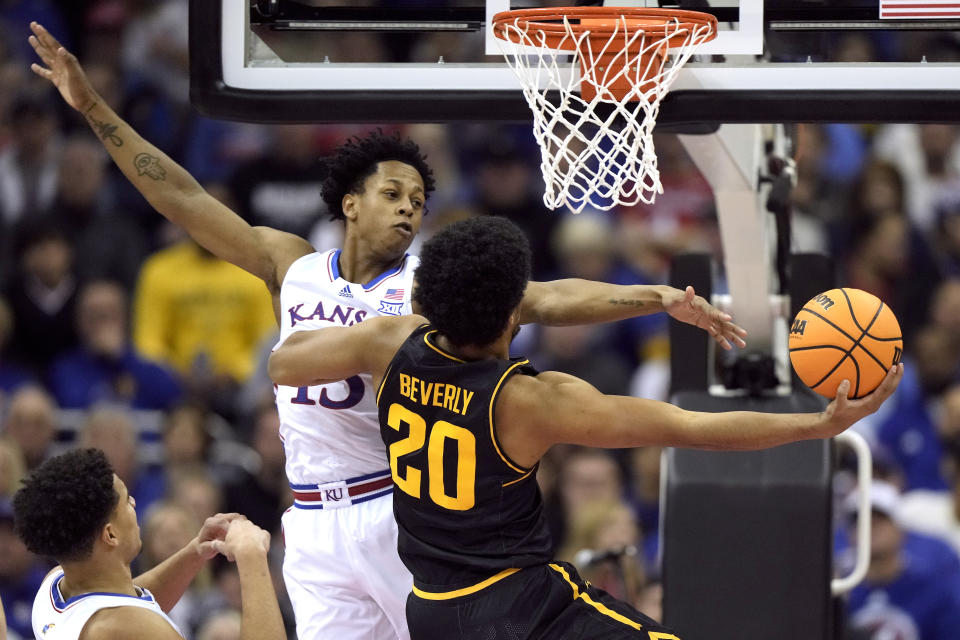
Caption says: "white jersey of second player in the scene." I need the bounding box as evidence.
[276,248,419,485]
[33,569,184,640]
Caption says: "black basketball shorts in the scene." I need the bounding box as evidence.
[406,561,681,640]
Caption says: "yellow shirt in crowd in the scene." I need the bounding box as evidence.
[133,241,276,382]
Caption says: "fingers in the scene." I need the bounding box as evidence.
[31,22,64,53]
[195,540,219,560]
[218,512,246,524]
[873,363,903,399]
[710,320,747,350]
[29,63,53,80]
[210,540,235,562]
[28,35,56,69]
[835,379,851,403]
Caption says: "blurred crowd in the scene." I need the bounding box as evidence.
[2,1,960,639]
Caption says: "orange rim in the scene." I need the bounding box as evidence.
[491,7,718,50]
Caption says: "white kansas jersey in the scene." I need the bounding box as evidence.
[277,249,419,484]
[33,569,184,639]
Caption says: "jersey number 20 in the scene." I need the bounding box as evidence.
[387,403,476,511]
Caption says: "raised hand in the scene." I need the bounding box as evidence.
[28,21,99,113]
[210,518,272,562]
[194,512,246,560]
[822,364,904,435]
[663,285,748,350]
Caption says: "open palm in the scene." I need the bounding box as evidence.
[28,21,97,113]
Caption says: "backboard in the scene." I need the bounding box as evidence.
[190,0,960,124]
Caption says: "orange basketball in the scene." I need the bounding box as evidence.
[789,288,902,399]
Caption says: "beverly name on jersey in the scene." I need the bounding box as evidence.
[398,374,475,416]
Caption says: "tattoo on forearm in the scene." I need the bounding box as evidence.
[84,103,123,147]
[133,153,167,181]
[608,298,646,308]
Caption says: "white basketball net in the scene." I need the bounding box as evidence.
[495,15,714,212]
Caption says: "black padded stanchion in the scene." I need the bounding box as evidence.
[662,252,837,639]
[661,392,832,640]
[669,253,713,394]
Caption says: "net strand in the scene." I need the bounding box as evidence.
[496,14,714,212]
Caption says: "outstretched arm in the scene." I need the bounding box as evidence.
[497,364,903,468]
[27,22,312,294]
[520,280,747,350]
[268,315,425,387]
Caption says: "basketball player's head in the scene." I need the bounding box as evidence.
[414,216,530,347]
[322,130,435,259]
[13,448,141,564]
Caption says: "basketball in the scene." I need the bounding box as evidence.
[789,288,902,399]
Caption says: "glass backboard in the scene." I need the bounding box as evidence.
[190,0,960,124]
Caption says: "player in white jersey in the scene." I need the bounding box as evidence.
[28,21,747,640]
[13,448,284,640]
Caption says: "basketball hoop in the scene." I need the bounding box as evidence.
[491,7,717,212]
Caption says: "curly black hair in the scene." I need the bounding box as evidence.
[414,216,530,347]
[13,448,118,562]
[321,130,435,220]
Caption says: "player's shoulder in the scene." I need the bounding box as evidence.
[362,314,426,340]
[79,606,181,640]
[498,369,578,410]
[253,226,316,287]
[253,226,314,255]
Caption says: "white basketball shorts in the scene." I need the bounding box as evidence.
[281,489,412,640]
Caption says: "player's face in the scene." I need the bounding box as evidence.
[343,160,425,261]
[110,474,142,561]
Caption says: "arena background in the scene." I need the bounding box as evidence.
[2,2,960,639]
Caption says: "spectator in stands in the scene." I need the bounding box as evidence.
[46,136,148,291]
[197,609,242,640]
[844,481,960,639]
[0,296,32,398]
[168,467,224,525]
[77,405,164,519]
[897,392,960,555]
[2,218,79,376]
[0,438,25,500]
[137,501,214,636]
[132,237,276,416]
[550,448,625,553]
[162,404,212,473]
[862,324,959,492]
[0,0,67,63]
[0,91,61,228]
[532,323,632,396]
[1,385,55,472]
[549,212,668,378]
[48,279,182,411]
[628,446,665,571]
[843,210,940,343]
[228,125,327,240]
[0,497,48,640]
[162,403,251,488]
[829,159,906,256]
[873,124,960,234]
[223,402,289,534]
[121,0,190,106]
[556,499,644,604]
[467,130,559,279]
